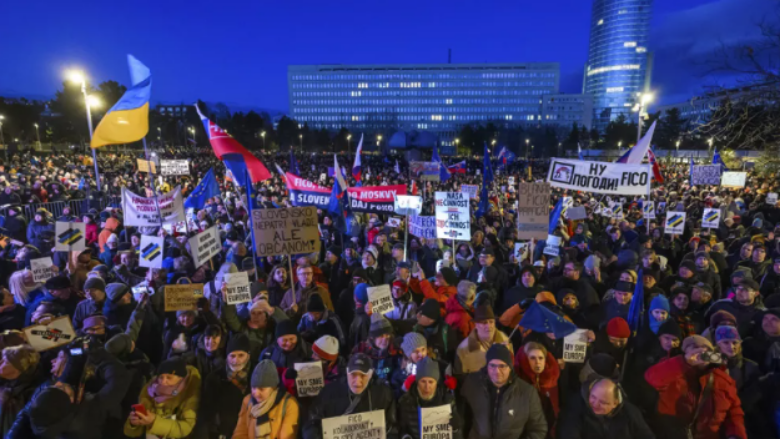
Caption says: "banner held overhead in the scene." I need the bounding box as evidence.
[546,158,650,195]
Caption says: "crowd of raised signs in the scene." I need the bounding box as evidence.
[0,146,779,439]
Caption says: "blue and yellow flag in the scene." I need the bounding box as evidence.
[91,55,151,148]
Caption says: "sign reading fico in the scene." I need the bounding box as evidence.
[434,192,471,240]
[546,158,650,195]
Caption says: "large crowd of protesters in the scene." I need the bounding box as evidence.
[0,145,778,439]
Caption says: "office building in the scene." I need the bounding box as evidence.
[288,63,560,147]
[583,0,653,131]
[540,94,594,130]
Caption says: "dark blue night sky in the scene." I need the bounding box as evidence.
[0,0,774,112]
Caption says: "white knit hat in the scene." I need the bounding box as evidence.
[312,335,339,362]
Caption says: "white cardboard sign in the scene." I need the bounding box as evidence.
[31,257,54,282]
[643,201,655,219]
[665,211,686,235]
[702,208,720,229]
[189,226,222,268]
[55,222,86,252]
[139,235,164,269]
[767,192,778,205]
[224,272,252,305]
[294,361,325,397]
[322,410,386,439]
[434,192,471,240]
[23,316,77,352]
[420,404,452,438]
[160,160,190,176]
[367,285,395,315]
[563,328,588,363]
[543,235,561,257]
[721,171,747,188]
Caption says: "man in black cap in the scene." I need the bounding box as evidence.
[303,353,397,439]
[259,318,312,368]
[25,275,79,326]
[383,242,406,284]
[460,344,547,439]
[320,244,346,295]
[706,278,766,337]
[411,298,459,364]
[73,276,107,331]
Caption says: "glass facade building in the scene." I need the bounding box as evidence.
[583,0,652,132]
[288,63,560,146]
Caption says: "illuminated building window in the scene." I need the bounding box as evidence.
[597,19,604,25]
[587,64,641,76]
[636,47,647,53]
[606,87,624,93]
[624,41,637,47]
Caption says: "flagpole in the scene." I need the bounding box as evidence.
[646,164,652,235]
[245,169,260,282]
[142,138,165,230]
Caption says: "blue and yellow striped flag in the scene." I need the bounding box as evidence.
[91,55,151,148]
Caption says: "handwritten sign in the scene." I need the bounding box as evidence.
[461,184,478,199]
[322,410,386,439]
[31,257,54,282]
[294,361,324,397]
[164,284,204,312]
[691,165,721,186]
[434,192,471,240]
[160,159,189,176]
[252,206,320,257]
[517,182,551,240]
[136,158,156,174]
[420,404,452,439]
[409,215,436,239]
[189,226,221,268]
[563,328,588,363]
[367,285,395,315]
[139,235,164,269]
[543,235,560,257]
[224,272,251,305]
[23,316,76,352]
[721,171,747,188]
[767,192,778,205]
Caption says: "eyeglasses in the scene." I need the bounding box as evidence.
[487,363,509,371]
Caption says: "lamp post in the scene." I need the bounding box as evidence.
[454,138,460,154]
[347,134,352,152]
[299,134,303,149]
[525,138,529,160]
[618,141,622,151]
[633,92,654,144]
[260,131,266,149]
[66,70,102,191]
[675,140,680,158]
[34,123,41,150]
[0,115,5,161]
[708,138,714,158]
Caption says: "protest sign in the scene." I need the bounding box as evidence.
[513,242,528,264]
[252,206,320,257]
[409,215,436,239]
[691,165,721,186]
[387,217,402,228]
[565,206,587,221]
[563,329,588,363]
[394,195,422,216]
[508,176,516,186]
[347,185,407,213]
[665,211,686,235]
[609,202,623,219]
[294,362,325,397]
[434,192,471,240]
[139,235,164,269]
[367,285,395,315]
[122,186,186,227]
[420,404,452,439]
[136,158,156,174]
[702,208,720,229]
[543,235,561,257]
[546,158,650,195]
[164,284,204,312]
[188,226,221,268]
[657,201,667,213]
[321,410,386,439]
[721,171,747,188]
[284,173,332,209]
[23,316,77,352]
[516,182,551,240]
[461,184,478,199]
[319,173,327,182]
[410,161,440,181]
[55,221,85,252]
[643,201,655,219]
[31,257,54,282]
[768,192,778,205]
[160,159,189,176]
[224,272,251,305]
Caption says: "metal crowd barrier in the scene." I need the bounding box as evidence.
[22,196,122,219]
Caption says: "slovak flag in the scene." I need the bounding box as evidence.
[447,161,466,174]
[647,147,665,183]
[352,134,364,183]
[195,104,271,185]
[497,146,515,166]
[616,121,657,164]
[410,180,418,195]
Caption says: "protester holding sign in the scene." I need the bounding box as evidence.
[397,357,462,439]
[233,359,300,439]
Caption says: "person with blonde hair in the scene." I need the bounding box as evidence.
[0,344,42,436]
[7,269,43,307]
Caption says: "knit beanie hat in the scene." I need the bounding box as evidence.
[419,299,441,321]
[105,333,133,357]
[275,319,298,339]
[354,283,369,305]
[649,295,670,313]
[30,387,74,428]
[709,310,737,329]
[83,276,106,293]
[313,335,339,362]
[105,283,130,303]
[485,343,513,367]
[251,359,280,389]
[369,314,393,337]
[657,319,682,338]
[227,333,251,355]
[157,358,187,378]
[416,357,440,382]
[681,335,714,353]
[439,267,458,286]
[401,332,427,357]
[307,294,326,312]
[606,317,631,338]
[584,255,601,271]
[715,326,741,343]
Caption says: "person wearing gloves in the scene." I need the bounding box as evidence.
[556,378,655,439]
[397,357,463,439]
[460,344,548,439]
[259,319,313,370]
[232,359,300,439]
[303,353,397,439]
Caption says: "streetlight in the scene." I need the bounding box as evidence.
[260,131,266,149]
[0,115,5,160]
[618,141,623,149]
[299,134,303,149]
[33,123,41,149]
[633,92,654,143]
[708,138,714,156]
[525,138,530,160]
[66,69,102,191]
[675,140,680,157]
[454,138,460,152]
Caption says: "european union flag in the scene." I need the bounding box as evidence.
[432,145,451,182]
[520,301,577,338]
[627,269,644,332]
[184,168,220,210]
[549,198,563,235]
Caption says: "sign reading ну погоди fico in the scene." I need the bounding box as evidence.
[252,206,321,257]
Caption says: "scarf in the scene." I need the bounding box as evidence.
[250,389,279,439]
[147,374,188,404]
[227,359,250,391]
[649,316,666,334]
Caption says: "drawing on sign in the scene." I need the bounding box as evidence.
[643,201,655,219]
[294,362,325,397]
[563,329,588,363]
[367,285,395,315]
[55,221,86,252]
[434,192,471,240]
[139,235,164,269]
[31,257,54,282]
[387,217,402,228]
[252,206,320,257]
[665,211,687,235]
[513,243,528,264]
[224,272,252,305]
[23,316,76,352]
[702,208,720,229]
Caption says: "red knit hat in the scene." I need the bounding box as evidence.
[606,317,630,338]
[392,280,408,293]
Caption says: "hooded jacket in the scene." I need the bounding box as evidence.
[499,267,542,315]
[444,294,474,340]
[98,217,120,254]
[515,349,561,435]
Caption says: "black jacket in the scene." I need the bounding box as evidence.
[197,365,250,438]
[556,383,655,439]
[397,381,463,439]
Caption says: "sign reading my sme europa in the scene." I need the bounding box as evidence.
[252,206,321,257]
[546,158,650,195]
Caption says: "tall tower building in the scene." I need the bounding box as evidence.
[583,0,652,132]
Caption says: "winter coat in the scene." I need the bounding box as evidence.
[26,219,54,253]
[515,350,561,435]
[454,328,512,375]
[384,295,417,321]
[556,382,655,439]
[0,367,44,438]
[351,340,402,383]
[85,222,99,245]
[124,365,202,438]
[444,294,474,340]
[500,283,541,316]
[279,283,333,321]
[414,321,459,365]
[348,307,372,351]
[98,217,120,253]
[644,355,747,439]
[297,309,346,348]
[198,365,251,438]
[302,378,398,439]
[460,369,548,439]
[419,279,457,313]
[548,276,601,309]
[0,305,25,331]
[397,381,463,439]
[742,330,780,374]
[72,298,104,330]
[260,339,312,370]
[232,391,299,439]
[222,303,282,361]
[24,290,80,326]
[704,298,765,338]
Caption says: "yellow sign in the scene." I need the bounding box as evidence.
[164,284,204,312]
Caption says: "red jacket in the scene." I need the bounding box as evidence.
[84,222,99,246]
[444,295,473,340]
[515,349,560,436]
[644,355,747,439]
[419,279,457,314]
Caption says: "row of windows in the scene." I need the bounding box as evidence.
[292,106,544,115]
[290,72,557,81]
[291,98,545,106]
[291,81,557,89]
[291,89,556,98]
[295,114,553,123]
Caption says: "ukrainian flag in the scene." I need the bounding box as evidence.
[91,55,151,148]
